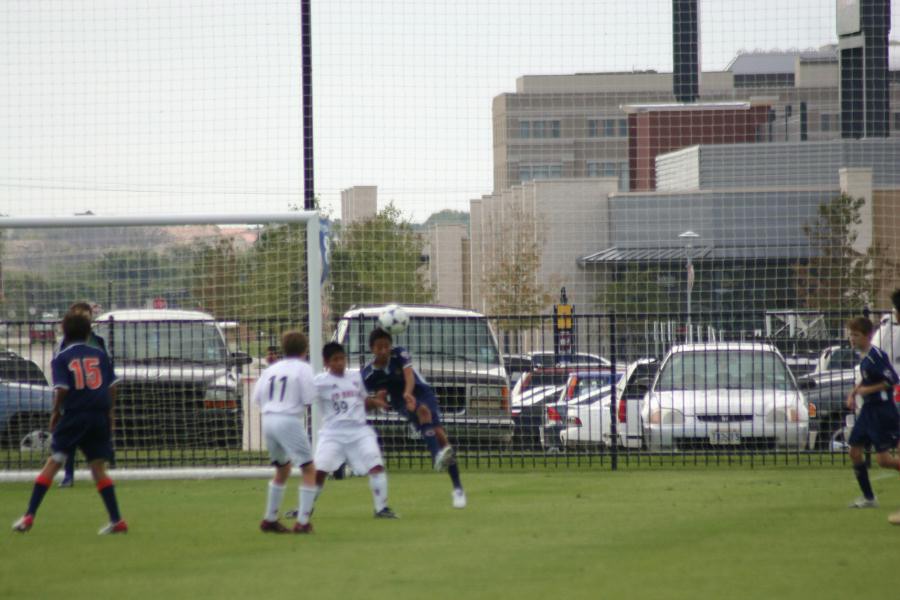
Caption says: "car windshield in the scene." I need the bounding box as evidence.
[94,321,227,364]
[655,350,793,391]
[342,316,500,368]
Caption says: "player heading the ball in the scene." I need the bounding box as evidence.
[313,342,398,519]
[254,331,319,534]
[363,328,466,509]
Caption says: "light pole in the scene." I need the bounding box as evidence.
[679,230,699,342]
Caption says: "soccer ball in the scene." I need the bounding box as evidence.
[378,305,410,335]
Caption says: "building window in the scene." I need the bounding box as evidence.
[519,164,562,181]
[587,162,629,190]
[603,119,616,137]
[894,112,900,131]
[618,118,628,137]
[820,113,839,132]
[520,120,560,139]
[587,118,626,138]
[588,119,599,137]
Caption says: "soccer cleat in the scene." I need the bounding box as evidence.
[848,496,879,509]
[98,520,128,535]
[58,477,74,489]
[11,514,34,533]
[293,522,313,534]
[374,507,399,519]
[434,445,456,471]
[889,510,900,526]
[259,519,290,534]
[452,488,467,509]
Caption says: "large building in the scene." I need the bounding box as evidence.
[491,47,900,194]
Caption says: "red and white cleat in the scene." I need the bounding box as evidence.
[98,520,128,535]
[259,519,290,534]
[11,514,34,533]
[292,522,313,534]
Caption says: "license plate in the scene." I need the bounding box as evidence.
[709,431,741,445]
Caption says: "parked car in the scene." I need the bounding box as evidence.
[510,384,565,449]
[0,350,49,386]
[796,344,859,447]
[0,379,54,450]
[503,354,533,389]
[334,305,513,449]
[527,351,611,369]
[559,359,659,450]
[643,343,812,451]
[28,316,57,345]
[92,310,252,449]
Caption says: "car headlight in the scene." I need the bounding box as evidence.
[649,408,684,425]
[203,386,238,409]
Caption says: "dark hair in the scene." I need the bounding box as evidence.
[281,331,309,358]
[62,311,92,342]
[68,301,93,317]
[368,328,392,348]
[322,342,345,362]
[847,316,874,336]
[891,288,900,313]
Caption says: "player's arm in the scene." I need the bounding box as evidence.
[108,384,118,432]
[365,390,389,411]
[50,388,66,432]
[402,366,417,411]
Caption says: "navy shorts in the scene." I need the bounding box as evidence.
[51,412,114,463]
[848,401,900,452]
[393,393,443,429]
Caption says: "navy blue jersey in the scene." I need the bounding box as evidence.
[57,332,108,354]
[51,343,119,414]
[859,345,899,404]
[362,346,435,407]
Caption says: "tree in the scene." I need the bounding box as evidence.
[481,203,552,322]
[245,223,308,324]
[328,203,433,321]
[190,238,244,319]
[794,193,887,323]
[601,266,681,316]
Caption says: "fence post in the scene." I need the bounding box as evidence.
[609,312,618,472]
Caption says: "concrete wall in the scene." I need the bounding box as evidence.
[340,186,377,225]
[426,224,468,309]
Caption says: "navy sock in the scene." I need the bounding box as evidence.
[97,479,122,522]
[64,455,75,479]
[26,476,52,516]
[853,463,875,500]
[421,426,440,459]
[448,463,462,490]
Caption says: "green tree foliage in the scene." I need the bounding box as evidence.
[602,266,681,315]
[795,194,885,322]
[245,223,308,324]
[191,238,243,319]
[328,203,433,321]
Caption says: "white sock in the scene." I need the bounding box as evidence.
[368,472,388,512]
[265,481,286,522]
[297,485,318,525]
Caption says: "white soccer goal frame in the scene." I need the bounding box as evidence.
[0,212,323,482]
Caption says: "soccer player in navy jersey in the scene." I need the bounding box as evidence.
[56,302,108,488]
[844,317,900,509]
[362,328,466,509]
[12,311,127,534]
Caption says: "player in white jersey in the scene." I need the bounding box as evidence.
[253,331,319,534]
[313,342,398,519]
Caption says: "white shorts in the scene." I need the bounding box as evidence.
[262,413,313,467]
[314,425,383,475]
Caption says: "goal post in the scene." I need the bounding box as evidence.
[0,213,324,477]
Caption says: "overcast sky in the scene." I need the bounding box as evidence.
[0,1,894,221]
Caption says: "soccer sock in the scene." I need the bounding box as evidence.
[421,426,440,459]
[297,485,318,525]
[368,472,388,512]
[96,478,122,523]
[64,455,75,480]
[447,463,463,490]
[265,481,286,522]
[25,475,52,517]
[853,463,875,500]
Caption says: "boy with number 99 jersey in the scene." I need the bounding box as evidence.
[313,342,397,519]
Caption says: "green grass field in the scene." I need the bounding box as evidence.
[1,469,898,600]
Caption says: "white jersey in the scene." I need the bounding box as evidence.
[314,370,370,431]
[872,312,900,370]
[253,358,317,416]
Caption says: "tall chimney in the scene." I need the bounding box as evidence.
[673,0,699,103]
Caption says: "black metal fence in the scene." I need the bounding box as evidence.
[1,309,896,471]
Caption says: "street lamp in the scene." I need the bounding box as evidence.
[678,230,700,342]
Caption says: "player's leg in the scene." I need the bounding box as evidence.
[848,444,877,507]
[433,424,466,507]
[413,401,443,462]
[260,416,291,533]
[60,453,75,488]
[294,461,317,533]
[347,429,396,518]
[89,459,127,534]
[12,456,63,532]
